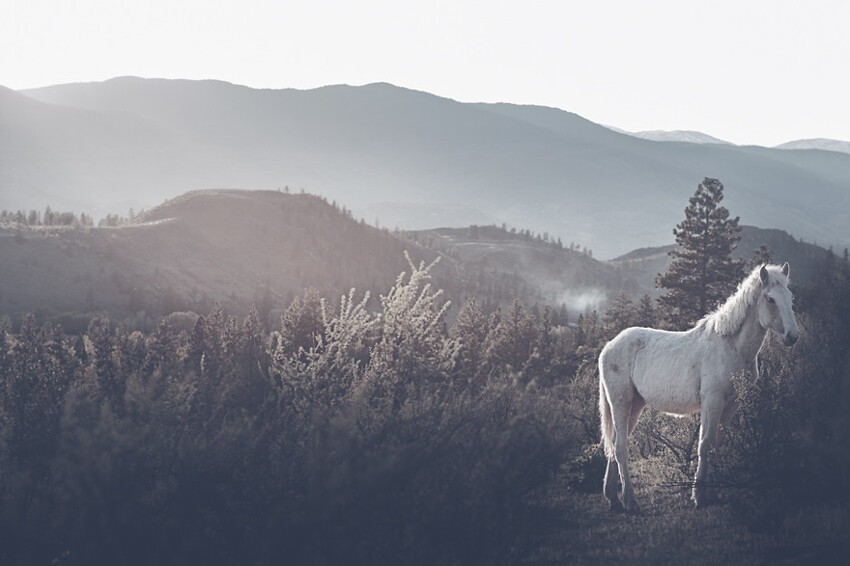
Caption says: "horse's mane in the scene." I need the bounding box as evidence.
[699,264,787,336]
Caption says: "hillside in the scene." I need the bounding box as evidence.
[630,129,733,145]
[609,225,832,292]
[775,138,850,154]
[0,187,835,330]
[0,190,448,328]
[0,84,185,216]
[412,225,641,313]
[6,77,850,258]
[0,188,643,327]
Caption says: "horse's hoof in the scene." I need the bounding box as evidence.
[624,500,641,514]
[693,489,718,509]
[608,499,625,513]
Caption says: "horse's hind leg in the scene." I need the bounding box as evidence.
[603,458,622,512]
[604,395,643,513]
[629,393,646,434]
[612,397,639,513]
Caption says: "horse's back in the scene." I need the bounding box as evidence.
[600,326,702,415]
[600,326,663,365]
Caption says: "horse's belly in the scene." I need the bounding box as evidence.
[633,361,701,416]
[646,396,701,416]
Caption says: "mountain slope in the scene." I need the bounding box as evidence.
[630,130,733,145]
[412,225,633,313]
[0,190,444,325]
[0,188,635,324]
[10,77,850,258]
[775,138,850,154]
[0,84,206,216]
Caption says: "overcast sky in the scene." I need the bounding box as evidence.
[2,0,848,147]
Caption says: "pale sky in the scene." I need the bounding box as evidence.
[2,0,848,147]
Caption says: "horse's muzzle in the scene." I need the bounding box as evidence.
[784,332,799,346]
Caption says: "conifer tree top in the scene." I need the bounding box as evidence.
[657,178,744,329]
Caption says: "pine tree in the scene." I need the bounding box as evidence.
[603,291,635,336]
[485,299,536,375]
[87,317,122,405]
[446,298,488,379]
[278,288,324,360]
[657,178,744,329]
[188,315,208,374]
[633,294,656,328]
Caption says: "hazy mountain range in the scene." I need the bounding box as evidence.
[609,128,850,154]
[3,77,850,258]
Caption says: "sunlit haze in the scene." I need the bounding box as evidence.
[2,0,848,147]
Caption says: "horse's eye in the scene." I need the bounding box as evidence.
[767,296,776,304]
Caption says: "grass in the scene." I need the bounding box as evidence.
[522,465,850,565]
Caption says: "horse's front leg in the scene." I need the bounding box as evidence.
[693,399,722,508]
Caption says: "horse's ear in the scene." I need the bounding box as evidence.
[759,265,769,285]
[781,262,790,277]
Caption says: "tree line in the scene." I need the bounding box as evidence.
[0,207,138,229]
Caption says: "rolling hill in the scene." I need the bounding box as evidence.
[5,77,850,259]
[0,189,636,326]
[0,190,446,328]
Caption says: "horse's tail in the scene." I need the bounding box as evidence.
[599,370,615,460]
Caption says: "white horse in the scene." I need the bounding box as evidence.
[598,263,800,511]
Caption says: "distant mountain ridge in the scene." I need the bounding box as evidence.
[774,138,850,154]
[5,77,850,258]
[630,130,733,145]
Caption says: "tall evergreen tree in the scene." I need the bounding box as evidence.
[485,299,536,375]
[657,178,744,329]
[633,294,657,328]
[603,291,635,336]
[446,298,488,379]
[278,288,324,360]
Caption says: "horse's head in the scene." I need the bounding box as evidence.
[757,262,800,346]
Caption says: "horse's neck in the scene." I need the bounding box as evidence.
[730,301,767,362]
